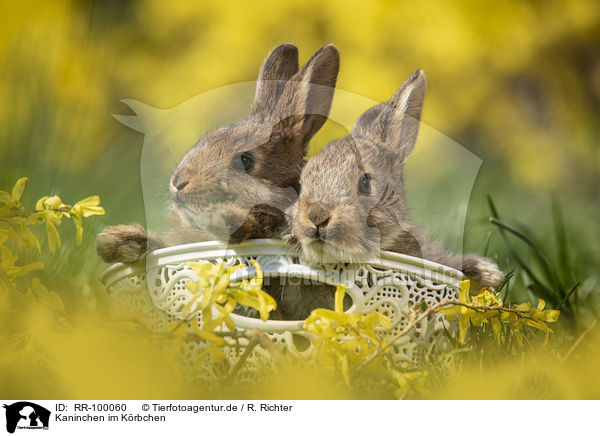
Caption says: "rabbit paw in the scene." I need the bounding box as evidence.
[96,224,151,264]
[462,255,504,288]
[196,204,283,244]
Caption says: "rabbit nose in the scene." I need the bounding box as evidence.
[307,204,330,228]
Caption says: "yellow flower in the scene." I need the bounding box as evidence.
[439,280,471,322]
[440,280,560,346]
[35,195,68,212]
[71,196,105,217]
[530,299,560,323]
[0,190,11,206]
[0,229,18,244]
[8,220,41,252]
[0,245,44,284]
[0,177,28,207]
[45,221,61,253]
[440,280,482,344]
[181,260,276,347]
[501,299,560,346]
[11,177,28,203]
[70,196,105,244]
[303,284,392,387]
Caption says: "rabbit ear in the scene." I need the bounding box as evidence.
[351,103,386,137]
[271,43,340,144]
[370,70,427,163]
[250,43,299,118]
[113,99,158,133]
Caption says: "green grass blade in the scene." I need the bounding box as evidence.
[483,231,492,257]
[552,194,575,285]
[488,226,551,302]
[486,195,500,219]
[486,214,555,304]
[557,282,581,310]
[496,268,517,301]
[490,217,564,296]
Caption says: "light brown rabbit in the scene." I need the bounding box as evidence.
[97,43,340,264]
[288,70,503,288]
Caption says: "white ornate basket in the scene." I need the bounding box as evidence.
[101,239,463,373]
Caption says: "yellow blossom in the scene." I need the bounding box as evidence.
[303,284,392,387]
[0,177,29,209]
[11,177,28,203]
[71,196,105,217]
[181,260,276,347]
[440,280,560,346]
[70,196,105,244]
[0,245,44,285]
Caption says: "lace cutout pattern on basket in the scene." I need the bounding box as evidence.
[105,246,460,377]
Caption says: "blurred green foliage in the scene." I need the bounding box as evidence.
[0,0,598,321]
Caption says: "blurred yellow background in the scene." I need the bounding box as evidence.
[3,0,599,181]
[1,0,600,399]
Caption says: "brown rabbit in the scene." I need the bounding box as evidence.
[97,43,340,264]
[288,70,503,288]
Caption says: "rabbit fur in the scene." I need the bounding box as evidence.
[97,43,340,264]
[287,70,503,293]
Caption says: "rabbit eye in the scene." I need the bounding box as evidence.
[358,173,372,195]
[232,152,254,172]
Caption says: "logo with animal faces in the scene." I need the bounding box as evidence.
[3,402,50,434]
[112,45,481,285]
[120,84,481,255]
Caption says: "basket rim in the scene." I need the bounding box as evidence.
[100,238,465,286]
